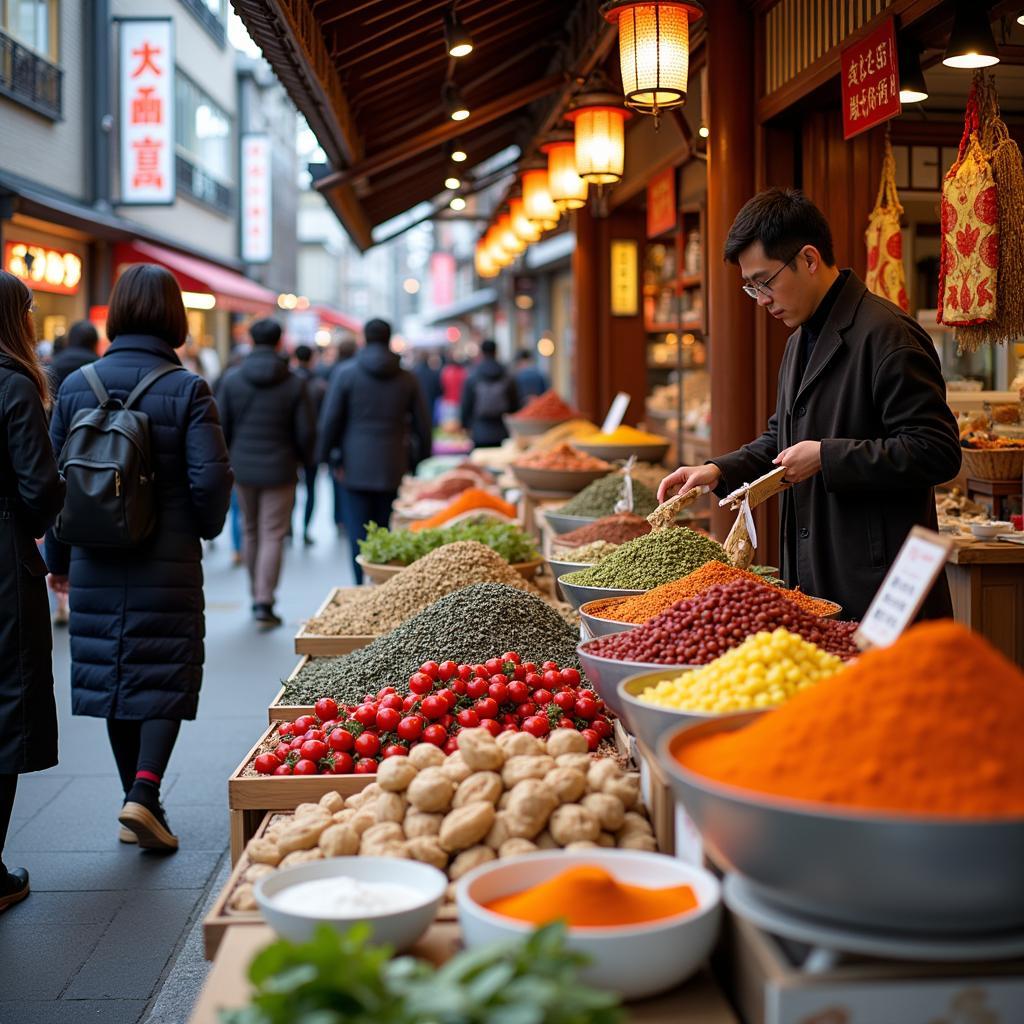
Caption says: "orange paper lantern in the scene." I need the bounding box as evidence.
[522,168,560,230]
[509,196,541,243]
[566,93,629,184]
[542,132,589,210]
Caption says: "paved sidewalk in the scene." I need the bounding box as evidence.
[0,480,352,1024]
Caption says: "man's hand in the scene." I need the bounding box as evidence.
[48,574,69,596]
[773,441,822,484]
[657,463,721,503]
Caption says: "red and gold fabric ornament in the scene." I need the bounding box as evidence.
[865,137,909,312]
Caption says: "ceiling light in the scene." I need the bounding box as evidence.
[515,294,534,310]
[449,141,468,163]
[698,124,709,138]
[943,1,999,69]
[537,336,555,357]
[443,83,470,121]
[444,6,474,58]
[898,42,929,103]
[449,195,467,211]
[403,278,421,294]
[445,175,462,190]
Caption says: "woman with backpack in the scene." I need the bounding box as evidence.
[0,271,65,912]
[460,339,520,448]
[46,265,233,852]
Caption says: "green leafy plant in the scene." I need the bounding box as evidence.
[220,923,623,1024]
[359,521,539,567]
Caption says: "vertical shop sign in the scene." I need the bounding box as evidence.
[646,167,677,238]
[241,135,272,264]
[841,17,900,140]
[430,252,456,309]
[119,19,175,205]
[610,240,639,316]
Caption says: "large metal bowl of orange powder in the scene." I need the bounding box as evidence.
[659,714,1024,934]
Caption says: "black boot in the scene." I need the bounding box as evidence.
[0,866,30,913]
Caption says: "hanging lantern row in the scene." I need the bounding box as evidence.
[542,130,589,210]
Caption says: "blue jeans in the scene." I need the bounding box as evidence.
[339,486,397,584]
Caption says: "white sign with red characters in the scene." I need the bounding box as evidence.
[241,135,272,264]
[119,18,175,205]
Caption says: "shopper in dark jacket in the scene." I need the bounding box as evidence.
[49,320,99,393]
[317,318,432,583]
[46,264,232,852]
[412,351,442,424]
[461,339,519,448]
[218,319,315,625]
[0,270,64,913]
[293,344,328,546]
[514,349,548,400]
[659,189,962,621]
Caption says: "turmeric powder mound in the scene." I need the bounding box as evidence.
[483,865,699,927]
[677,621,1024,818]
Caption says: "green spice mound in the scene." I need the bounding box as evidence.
[557,473,658,519]
[281,583,581,705]
[561,528,729,591]
[358,520,538,567]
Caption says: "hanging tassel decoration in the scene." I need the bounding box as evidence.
[865,132,909,311]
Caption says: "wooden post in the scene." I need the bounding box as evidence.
[706,0,757,540]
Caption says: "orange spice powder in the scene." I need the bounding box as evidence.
[409,489,518,531]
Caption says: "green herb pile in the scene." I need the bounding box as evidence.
[220,922,622,1024]
[557,474,658,519]
[281,584,581,706]
[359,520,538,566]
[562,527,729,591]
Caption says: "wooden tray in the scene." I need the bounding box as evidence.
[269,657,315,722]
[294,587,376,656]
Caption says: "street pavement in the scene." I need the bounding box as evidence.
[0,479,352,1024]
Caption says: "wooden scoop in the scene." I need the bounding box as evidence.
[647,486,707,531]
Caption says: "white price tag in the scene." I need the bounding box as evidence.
[600,392,631,435]
[854,527,953,650]
[741,497,757,549]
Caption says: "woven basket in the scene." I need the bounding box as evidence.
[961,447,1024,481]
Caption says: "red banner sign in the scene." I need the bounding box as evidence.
[841,17,900,141]
[4,241,83,295]
[647,167,677,238]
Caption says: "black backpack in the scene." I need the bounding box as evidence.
[473,375,512,420]
[55,362,184,548]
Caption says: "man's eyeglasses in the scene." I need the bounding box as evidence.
[741,248,804,300]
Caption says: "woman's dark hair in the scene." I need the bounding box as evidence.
[724,188,836,267]
[0,270,49,406]
[107,264,189,349]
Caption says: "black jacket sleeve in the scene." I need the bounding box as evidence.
[316,371,348,467]
[460,369,476,430]
[183,376,234,539]
[4,374,64,539]
[709,410,780,495]
[293,379,317,466]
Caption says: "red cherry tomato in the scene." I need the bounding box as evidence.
[512,665,527,681]
[314,697,339,722]
[553,690,576,711]
[525,672,544,689]
[277,721,295,737]
[543,670,561,689]
[397,715,424,741]
[466,677,488,700]
[443,736,460,755]
[457,664,473,681]
[439,713,455,731]
[485,658,503,675]
[408,672,434,695]
[516,702,536,719]
[542,661,559,672]
[422,724,448,746]
[378,686,397,697]
[273,764,293,776]
[471,663,488,679]
[488,681,508,703]
[435,688,457,710]
[420,661,441,680]
[475,697,499,720]
[451,678,468,696]
[533,688,553,705]
[559,667,581,687]
[328,728,354,752]
[501,713,518,726]
[254,753,280,774]
[507,680,529,704]
[420,695,447,720]
[379,694,404,712]
[354,732,380,758]
[489,673,509,688]
[289,737,304,752]
[480,718,502,738]
[354,757,378,774]
[557,716,576,730]
[502,651,521,665]
[293,758,318,776]
[438,660,458,681]
[591,718,612,740]
[320,719,338,734]
[403,694,419,712]
[353,704,377,727]
[502,723,519,733]
[375,707,401,732]
[330,752,354,774]
[308,729,326,742]
[522,715,550,737]
[300,739,328,762]
[293,715,316,733]
[580,728,600,751]
[457,708,480,728]
[273,742,292,762]
[575,696,598,720]
[382,744,409,759]
[523,662,538,674]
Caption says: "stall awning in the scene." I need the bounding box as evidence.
[424,287,498,326]
[116,241,277,315]
[314,304,360,332]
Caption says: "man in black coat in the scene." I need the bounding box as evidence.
[460,339,519,448]
[292,344,328,547]
[659,188,962,621]
[49,320,99,393]
[317,318,432,583]
[218,319,315,626]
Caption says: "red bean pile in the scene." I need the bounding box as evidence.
[586,579,860,664]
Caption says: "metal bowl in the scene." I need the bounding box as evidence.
[573,440,670,464]
[542,510,600,535]
[617,671,765,757]
[576,638,693,717]
[510,465,611,494]
[504,415,573,438]
[545,557,594,601]
[658,715,1024,933]
[557,577,644,612]
[578,600,636,638]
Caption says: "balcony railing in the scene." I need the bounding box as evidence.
[176,153,234,216]
[0,29,62,121]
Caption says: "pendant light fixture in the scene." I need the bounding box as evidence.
[521,161,560,230]
[448,140,467,163]
[444,174,462,190]
[444,5,474,58]
[601,1,704,117]
[898,41,929,103]
[541,129,589,210]
[450,195,467,211]
[497,211,526,256]
[475,237,499,278]
[443,82,470,121]
[566,86,630,184]
[942,1,999,69]
[509,196,541,244]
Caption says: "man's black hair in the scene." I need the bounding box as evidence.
[364,318,392,345]
[250,318,282,347]
[294,344,313,363]
[480,339,497,357]
[724,187,836,267]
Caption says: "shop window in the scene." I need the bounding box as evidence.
[175,72,234,211]
[178,0,226,48]
[4,0,56,60]
[0,0,61,120]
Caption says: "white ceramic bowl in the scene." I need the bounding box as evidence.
[254,857,447,949]
[456,849,721,1000]
[970,520,1014,539]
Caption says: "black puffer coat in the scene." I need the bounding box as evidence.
[461,358,519,448]
[0,356,64,773]
[216,346,315,488]
[45,335,233,721]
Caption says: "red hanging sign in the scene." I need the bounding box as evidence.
[841,17,901,141]
[647,167,677,238]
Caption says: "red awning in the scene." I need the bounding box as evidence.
[314,305,360,332]
[115,241,277,315]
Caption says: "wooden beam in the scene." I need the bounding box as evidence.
[315,73,564,190]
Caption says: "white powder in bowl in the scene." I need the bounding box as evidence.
[270,876,422,918]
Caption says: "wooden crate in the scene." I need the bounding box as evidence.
[228,723,374,862]
[636,740,676,857]
[720,913,1024,1024]
[294,586,376,656]
[268,657,314,722]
